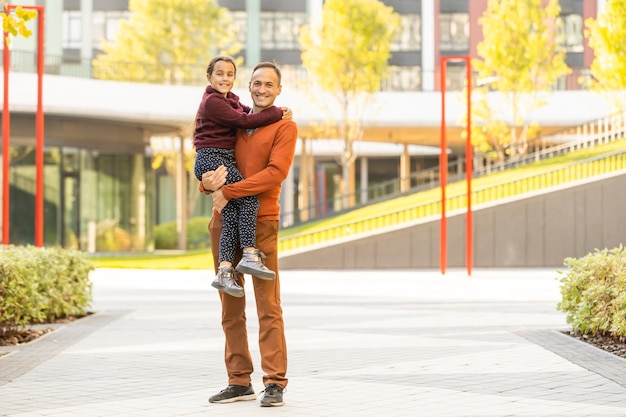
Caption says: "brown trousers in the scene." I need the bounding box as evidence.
[209,216,288,389]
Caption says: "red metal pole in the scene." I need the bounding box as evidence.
[465,58,473,276]
[35,7,45,247]
[440,55,473,276]
[2,4,10,245]
[439,59,448,275]
[5,5,44,246]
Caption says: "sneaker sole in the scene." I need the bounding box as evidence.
[235,265,276,280]
[209,393,257,403]
[211,282,245,298]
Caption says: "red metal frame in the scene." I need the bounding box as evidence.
[439,56,473,276]
[2,4,45,246]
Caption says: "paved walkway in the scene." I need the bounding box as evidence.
[2,268,626,417]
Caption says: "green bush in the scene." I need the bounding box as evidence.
[0,245,94,332]
[557,245,626,338]
[154,216,212,250]
[154,221,177,249]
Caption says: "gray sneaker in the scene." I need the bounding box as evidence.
[259,383,284,407]
[235,249,276,280]
[209,384,256,403]
[211,266,244,298]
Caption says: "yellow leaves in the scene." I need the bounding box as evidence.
[1,6,38,43]
[476,0,569,93]
[92,0,241,85]
[470,0,570,157]
[585,0,626,96]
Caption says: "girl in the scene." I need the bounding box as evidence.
[193,55,291,298]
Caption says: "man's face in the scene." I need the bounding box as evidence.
[248,67,282,111]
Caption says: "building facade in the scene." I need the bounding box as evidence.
[1,0,609,252]
[16,0,602,92]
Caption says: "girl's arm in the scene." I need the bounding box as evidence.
[205,94,282,129]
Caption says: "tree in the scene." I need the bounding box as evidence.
[471,0,570,161]
[299,0,400,208]
[1,2,37,42]
[92,0,241,85]
[92,0,242,249]
[584,0,626,112]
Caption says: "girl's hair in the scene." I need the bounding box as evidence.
[207,55,237,76]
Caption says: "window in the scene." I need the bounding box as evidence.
[557,14,583,53]
[382,66,422,91]
[62,11,82,49]
[231,11,247,46]
[392,14,421,51]
[444,63,466,91]
[92,10,129,48]
[439,13,469,51]
[62,10,129,49]
[260,11,307,50]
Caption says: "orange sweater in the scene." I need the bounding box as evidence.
[200,119,298,221]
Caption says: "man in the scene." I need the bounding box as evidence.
[199,61,297,407]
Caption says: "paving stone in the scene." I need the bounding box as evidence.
[1,268,625,416]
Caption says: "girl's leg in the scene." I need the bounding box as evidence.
[234,195,275,280]
[237,196,259,249]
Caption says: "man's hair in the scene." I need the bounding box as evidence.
[251,61,282,84]
[207,55,237,76]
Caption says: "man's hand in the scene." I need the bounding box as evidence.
[201,165,227,192]
[212,189,229,213]
[282,107,293,120]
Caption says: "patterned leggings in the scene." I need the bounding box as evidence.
[194,147,259,264]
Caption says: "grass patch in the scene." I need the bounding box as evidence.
[89,249,213,270]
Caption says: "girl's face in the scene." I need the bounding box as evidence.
[208,60,236,96]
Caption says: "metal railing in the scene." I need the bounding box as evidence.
[280,110,626,227]
[279,147,626,253]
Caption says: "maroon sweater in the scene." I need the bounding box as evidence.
[193,86,283,150]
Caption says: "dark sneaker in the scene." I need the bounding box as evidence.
[211,266,244,298]
[209,384,256,403]
[235,249,276,280]
[259,383,284,407]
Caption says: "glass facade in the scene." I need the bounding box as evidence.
[2,145,153,252]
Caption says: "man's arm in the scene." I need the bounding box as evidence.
[221,122,298,201]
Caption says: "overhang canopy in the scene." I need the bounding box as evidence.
[4,73,612,153]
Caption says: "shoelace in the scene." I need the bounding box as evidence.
[218,266,234,277]
[246,250,267,264]
[261,384,284,396]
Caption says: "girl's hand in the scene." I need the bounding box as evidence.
[201,165,228,192]
[282,107,293,120]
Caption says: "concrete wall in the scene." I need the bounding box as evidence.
[279,171,626,269]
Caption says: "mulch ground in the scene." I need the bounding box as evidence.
[0,328,54,346]
[0,314,90,347]
[565,331,626,359]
